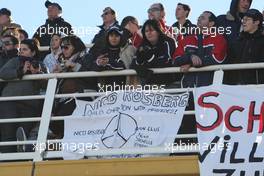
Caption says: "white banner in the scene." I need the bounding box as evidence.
[62,91,189,160]
[194,85,264,176]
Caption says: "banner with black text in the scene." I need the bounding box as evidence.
[62,91,189,160]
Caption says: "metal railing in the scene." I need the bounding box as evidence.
[0,62,264,161]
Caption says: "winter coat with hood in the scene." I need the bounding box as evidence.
[217,0,252,45]
[225,29,264,85]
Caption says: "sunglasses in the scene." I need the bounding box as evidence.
[147,7,161,13]
[101,11,111,17]
[19,47,29,52]
[61,45,70,50]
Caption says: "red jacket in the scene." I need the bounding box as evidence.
[173,34,227,66]
[173,33,227,87]
[131,32,143,49]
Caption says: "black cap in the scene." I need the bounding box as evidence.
[0,8,11,16]
[45,0,62,11]
[244,9,263,24]
[107,26,123,36]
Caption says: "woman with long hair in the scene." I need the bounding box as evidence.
[132,19,176,86]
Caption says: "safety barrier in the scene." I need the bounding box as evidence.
[0,63,264,162]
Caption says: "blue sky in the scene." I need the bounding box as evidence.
[1,0,263,43]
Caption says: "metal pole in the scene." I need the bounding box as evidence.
[33,78,57,161]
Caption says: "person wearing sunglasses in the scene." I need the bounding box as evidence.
[50,35,97,138]
[89,7,120,57]
[226,9,264,85]
[0,39,45,153]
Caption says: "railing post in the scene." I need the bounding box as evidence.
[33,78,57,161]
[213,70,224,86]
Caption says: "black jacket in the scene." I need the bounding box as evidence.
[216,0,252,45]
[89,21,120,57]
[33,17,73,46]
[89,46,126,88]
[225,30,264,84]
[91,48,126,71]
[132,36,176,85]
[0,49,18,95]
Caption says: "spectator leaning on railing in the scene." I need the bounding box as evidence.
[172,11,227,138]
[90,26,135,89]
[173,11,227,88]
[131,19,176,86]
[225,9,264,85]
[51,35,96,138]
[0,39,45,153]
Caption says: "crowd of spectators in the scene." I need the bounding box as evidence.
[0,0,263,153]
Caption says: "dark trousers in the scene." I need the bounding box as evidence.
[0,101,41,153]
[50,99,76,138]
